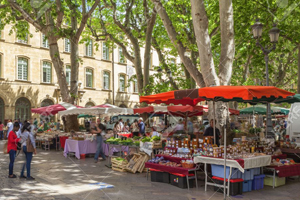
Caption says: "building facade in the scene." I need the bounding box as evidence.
[0,24,162,122]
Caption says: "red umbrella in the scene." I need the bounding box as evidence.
[31,102,82,116]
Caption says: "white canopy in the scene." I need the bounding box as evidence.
[58,104,134,116]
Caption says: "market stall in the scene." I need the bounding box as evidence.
[140,86,295,196]
[32,102,82,116]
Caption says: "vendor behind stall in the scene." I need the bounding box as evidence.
[204,119,220,146]
[91,118,106,163]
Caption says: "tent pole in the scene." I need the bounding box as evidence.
[213,101,216,145]
[223,115,227,199]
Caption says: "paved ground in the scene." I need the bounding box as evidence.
[0,140,300,200]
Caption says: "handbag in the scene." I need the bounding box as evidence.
[26,134,35,153]
[17,142,22,150]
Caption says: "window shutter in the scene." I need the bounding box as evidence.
[42,34,49,48]
[65,39,70,52]
[66,66,71,85]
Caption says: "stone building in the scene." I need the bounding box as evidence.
[0,24,163,122]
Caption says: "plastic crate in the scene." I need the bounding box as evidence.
[252,174,265,190]
[212,176,243,196]
[242,169,254,181]
[253,168,260,175]
[211,165,242,179]
[170,173,194,189]
[264,176,286,187]
[243,180,253,192]
[150,169,170,183]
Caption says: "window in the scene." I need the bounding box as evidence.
[65,38,70,52]
[133,78,138,93]
[102,42,109,60]
[17,58,28,81]
[85,39,93,57]
[66,66,71,86]
[17,33,28,44]
[42,61,52,83]
[103,71,110,90]
[119,74,125,92]
[119,47,125,63]
[42,34,49,48]
[85,68,93,88]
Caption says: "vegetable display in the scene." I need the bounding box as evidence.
[141,137,151,143]
[151,136,161,142]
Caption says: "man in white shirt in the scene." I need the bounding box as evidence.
[119,119,124,131]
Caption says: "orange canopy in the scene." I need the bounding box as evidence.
[140,86,294,105]
[197,86,295,101]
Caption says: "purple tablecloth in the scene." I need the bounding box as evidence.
[64,139,97,159]
[63,139,130,159]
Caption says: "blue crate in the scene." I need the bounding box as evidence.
[211,164,242,179]
[252,174,265,190]
[243,180,253,192]
[242,169,254,181]
[253,168,261,175]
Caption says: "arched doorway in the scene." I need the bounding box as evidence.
[41,99,54,107]
[85,102,95,108]
[119,104,127,108]
[0,97,4,123]
[15,97,31,122]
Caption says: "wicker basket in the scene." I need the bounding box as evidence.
[181,162,195,169]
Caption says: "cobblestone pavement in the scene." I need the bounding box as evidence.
[1,140,300,200]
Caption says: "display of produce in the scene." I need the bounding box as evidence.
[270,158,296,166]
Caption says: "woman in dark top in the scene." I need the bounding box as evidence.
[204,119,220,146]
[7,122,21,178]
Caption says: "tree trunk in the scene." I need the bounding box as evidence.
[191,0,219,87]
[298,44,300,93]
[152,0,205,88]
[218,0,235,85]
[143,13,157,94]
[48,39,70,103]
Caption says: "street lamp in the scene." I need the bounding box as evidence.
[251,19,280,137]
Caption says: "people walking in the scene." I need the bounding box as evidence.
[0,121,4,140]
[131,119,139,137]
[91,118,106,163]
[19,122,37,180]
[7,122,21,178]
[138,118,145,136]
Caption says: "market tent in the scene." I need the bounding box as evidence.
[133,105,239,117]
[77,114,94,118]
[272,106,289,115]
[197,86,294,102]
[58,104,133,116]
[140,86,294,105]
[240,105,289,115]
[134,105,203,117]
[240,105,269,115]
[139,89,205,106]
[92,104,114,108]
[273,94,300,104]
[31,102,82,116]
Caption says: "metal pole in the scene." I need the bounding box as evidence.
[112,44,115,105]
[265,54,272,137]
[223,115,227,199]
[213,101,216,145]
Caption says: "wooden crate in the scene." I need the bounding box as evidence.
[126,153,150,173]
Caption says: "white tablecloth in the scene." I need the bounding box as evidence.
[194,155,271,173]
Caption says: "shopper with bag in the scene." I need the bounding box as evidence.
[7,122,21,178]
[19,122,37,180]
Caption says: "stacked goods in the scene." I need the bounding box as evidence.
[152,136,162,148]
[111,157,128,172]
[126,152,150,173]
[210,165,265,194]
